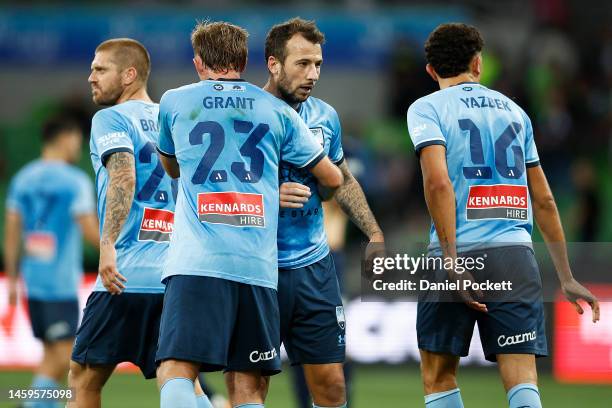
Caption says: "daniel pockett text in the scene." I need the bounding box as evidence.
[365,253,514,300]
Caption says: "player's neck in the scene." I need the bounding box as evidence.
[201,69,242,81]
[117,85,152,105]
[41,147,68,163]
[263,79,300,110]
[437,73,479,90]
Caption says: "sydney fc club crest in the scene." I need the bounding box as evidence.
[310,127,324,147]
[336,306,346,330]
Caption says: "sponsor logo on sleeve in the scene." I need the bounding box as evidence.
[309,127,325,147]
[25,232,57,261]
[138,208,174,242]
[98,132,129,148]
[197,192,265,227]
[466,184,528,221]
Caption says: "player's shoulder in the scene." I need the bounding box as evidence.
[91,104,130,127]
[407,90,445,115]
[305,96,339,120]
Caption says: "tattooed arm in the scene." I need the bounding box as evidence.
[334,161,384,242]
[99,152,136,294]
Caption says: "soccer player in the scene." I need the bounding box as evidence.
[262,18,383,408]
[67,38,183,407]
[155,21,343,408]
[4,116,98,408]
[407,23,600,408]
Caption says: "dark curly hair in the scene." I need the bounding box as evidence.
[424,23,484,78]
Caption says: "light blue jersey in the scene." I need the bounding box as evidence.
[157,79,325,289]
[407,82,540,252]
[90,101,176,293]
[277,96,344,269]
[6,160,95,300]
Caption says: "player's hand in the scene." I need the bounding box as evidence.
[280,182,311,208]
[562,278,600,323]
[448,269,488,313]
[7,277,18,306]
[99,242,127,295]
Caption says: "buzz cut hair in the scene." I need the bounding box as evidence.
[265,17,325,63]
[424,23,484,78]
[191,20,249,73]
[95,38,151,84]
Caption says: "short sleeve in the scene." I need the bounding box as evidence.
[280,108,325,169]
[156,91,176,157]
[71,173,96,216]
[523,114,540,168]
[327,108,345,165]
[407,99,445,156]
[91,108,134,166]
[6,176,24,215]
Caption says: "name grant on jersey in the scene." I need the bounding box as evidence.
[203,96,255,110]
[197,191,265,227]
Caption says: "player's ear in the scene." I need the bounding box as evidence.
[425,64,438,82]
[267,56,280,76]
[193,55,205,77]
[472,53,483,78]
[122,67,138,86]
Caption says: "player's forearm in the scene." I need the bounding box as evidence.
[4,212,21,279]
[101,152,136,247]
[533,196,573,283]
[424,180,457,258]
[334,165,382,240]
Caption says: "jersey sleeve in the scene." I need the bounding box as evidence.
[157,91,176,157]
[280,108,326,169]
[523,113,540,168]
[407,98,445,156]
[5,175,24,215]
[91,108,134,166]
[328,107,345,165]
[71,173,96,216]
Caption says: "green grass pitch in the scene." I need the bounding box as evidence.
[1,365,611,407]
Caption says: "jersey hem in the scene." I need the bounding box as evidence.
[278,245,330,270]
[162,269,277,290]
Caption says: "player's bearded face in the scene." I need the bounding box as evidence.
[88,52,125,106]
[276,35,322,105]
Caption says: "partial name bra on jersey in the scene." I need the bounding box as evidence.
[7,160,95,300]
[90,100,176,293]
[157,79,325,290]
[277,96,344,269]
[407,82,540,253]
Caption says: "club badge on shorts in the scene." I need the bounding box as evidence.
[336,306,346,330]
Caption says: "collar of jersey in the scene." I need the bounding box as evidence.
[207,78,246,82]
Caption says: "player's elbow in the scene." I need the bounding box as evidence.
[322,166,344,189]
[533,193,556,213]
[424,176,453,195]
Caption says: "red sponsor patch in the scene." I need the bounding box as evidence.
[25,232,56,261]
[139,208,174,242]
[197,192,265,227]
[466,184,528,221]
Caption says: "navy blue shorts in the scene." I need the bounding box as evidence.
[71,291,164,379]
[156,275,281,376]
[27,298,79,342]
[417,246,548,362]
[279,253,346,365]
